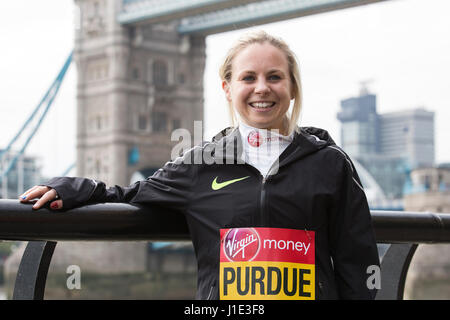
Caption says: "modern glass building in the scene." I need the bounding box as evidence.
[337,93,379,158]
[0,149,42,199]
[337,91,435,203]
[378,109,435,168]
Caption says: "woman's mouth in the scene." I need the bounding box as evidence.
[249,101,276,110]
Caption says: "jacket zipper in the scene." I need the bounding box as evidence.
[318,281,324,298]
[242,163,268,226]
[259,154,280,227]
[260,178,267,226]
[206,285,214,300]
[260,162,279,226]
[245,158,283,226]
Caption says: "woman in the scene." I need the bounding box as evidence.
[20,31,379,300]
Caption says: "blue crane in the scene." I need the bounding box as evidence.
[0,51,74,184]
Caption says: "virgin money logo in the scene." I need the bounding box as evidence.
[223,228,260,262]
[247,130,263,147]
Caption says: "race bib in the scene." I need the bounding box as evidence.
[220,227,315,300]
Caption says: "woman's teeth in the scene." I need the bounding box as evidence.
[249,102,275,108]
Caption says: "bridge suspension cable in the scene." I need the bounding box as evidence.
[0,51,73,183]
[61,162,76,177]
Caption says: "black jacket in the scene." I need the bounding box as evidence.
[45,126,380,300]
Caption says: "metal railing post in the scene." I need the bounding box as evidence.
[376,243,418,300]
[12,241,57,300]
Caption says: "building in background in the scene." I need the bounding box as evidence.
[337,89,379,158]
[404,164,450,212]
[337,86,435,207]
[3,0,204,299]
[378,108,435,169]
[74,0,205,188]
[403,164,450,300]
[0,149,42,199]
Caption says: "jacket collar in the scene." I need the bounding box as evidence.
[210,126,335,165]
[210,127,244,163]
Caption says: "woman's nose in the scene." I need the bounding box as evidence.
[254,79,270,94]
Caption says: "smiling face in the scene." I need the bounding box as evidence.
[222,42,294,134]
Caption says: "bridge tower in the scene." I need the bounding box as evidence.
[74,0,205,186]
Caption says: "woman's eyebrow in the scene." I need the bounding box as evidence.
[238,69,285,75]
[239,70,256,75]
[267,68,285,74]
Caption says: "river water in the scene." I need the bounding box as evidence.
[0,286,6,300]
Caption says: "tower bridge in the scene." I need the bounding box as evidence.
[118,0,388,34]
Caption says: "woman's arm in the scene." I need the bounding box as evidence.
[328,152,380,299]
[20,153,197,213]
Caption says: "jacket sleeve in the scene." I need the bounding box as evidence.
[43,157,197,213]
[329,152,380,299]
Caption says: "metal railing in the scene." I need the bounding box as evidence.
[0,199,449,300]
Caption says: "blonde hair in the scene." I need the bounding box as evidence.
[219,30,303,135]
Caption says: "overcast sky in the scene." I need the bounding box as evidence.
[0,0,449,179]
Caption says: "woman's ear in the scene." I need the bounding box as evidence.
[222,80,232,102]
[290,86,296,100]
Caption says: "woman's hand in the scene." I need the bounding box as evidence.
[19,185,63,210]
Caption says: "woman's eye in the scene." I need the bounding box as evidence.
[242,75,255,81]
[268,74,281,80]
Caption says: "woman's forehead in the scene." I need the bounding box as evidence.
[232,42,289,73]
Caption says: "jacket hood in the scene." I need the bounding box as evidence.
[299,126,337,147]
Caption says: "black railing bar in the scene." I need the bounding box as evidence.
[0,199,449,243]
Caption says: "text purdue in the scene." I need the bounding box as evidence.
[222,266,311,297]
